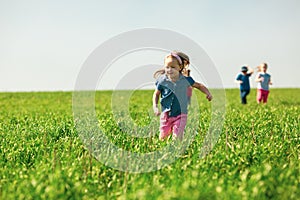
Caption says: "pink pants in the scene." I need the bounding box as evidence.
[159,112,187,140]
[257,89,270,103]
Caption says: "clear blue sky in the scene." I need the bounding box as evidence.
[1,0,299,91]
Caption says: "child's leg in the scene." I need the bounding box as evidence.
[172,114,188,140]
[159,112,172,140]
[262,90,270,103]
[240,90,245,104]
[241,90,249,104]
[257,89,263,103]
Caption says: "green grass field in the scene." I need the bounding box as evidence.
[0,88,299,199]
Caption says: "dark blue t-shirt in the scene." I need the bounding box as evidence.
[156,74,195,117]
[236,73,252,90]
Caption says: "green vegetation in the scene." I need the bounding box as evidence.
[0,89,299,199]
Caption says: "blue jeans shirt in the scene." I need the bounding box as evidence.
[156,74,195,117]
[236,73,252,90]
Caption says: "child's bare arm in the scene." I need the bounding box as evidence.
[152,89,161,116]
[235,80,243,84]
[247,66,254,74]
[255,74,263,82]
[192,82,213,101]
[269,77,272,85]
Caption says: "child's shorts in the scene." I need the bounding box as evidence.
[257,89,270,103]
[159,112,187,140]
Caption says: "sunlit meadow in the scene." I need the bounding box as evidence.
[0,89,299,199]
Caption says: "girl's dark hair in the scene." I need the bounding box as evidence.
[173,51,190,65]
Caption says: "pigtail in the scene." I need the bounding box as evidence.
[153,69,165,79]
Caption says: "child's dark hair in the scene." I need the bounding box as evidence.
[173,51,190,65]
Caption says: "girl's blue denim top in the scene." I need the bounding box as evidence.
[155,74,195,117]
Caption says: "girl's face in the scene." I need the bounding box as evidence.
[260,64,267,72]
[164,56,181,80]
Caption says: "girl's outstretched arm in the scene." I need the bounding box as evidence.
[152,89,161,116]
[192,82,213,101]
[255,74,263,82]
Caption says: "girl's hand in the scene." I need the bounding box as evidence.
[206,94,213,101]
[153,107,161,116]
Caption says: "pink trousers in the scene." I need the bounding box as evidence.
[257,89,270,103]
[159,112,187,140]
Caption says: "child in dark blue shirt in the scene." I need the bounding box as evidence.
[235,66,254,104]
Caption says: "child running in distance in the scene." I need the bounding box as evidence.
[153,51,212,140]
[255,62,272,104]
[235,65,254,104]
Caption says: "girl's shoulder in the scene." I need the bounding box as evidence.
[184,75,194,81]
[184,76,195,85]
